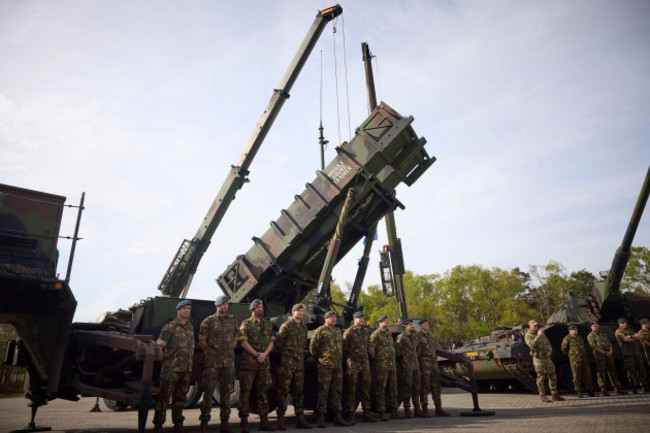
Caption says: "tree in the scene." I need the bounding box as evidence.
[527,261,569,323]
[622,246,650,294]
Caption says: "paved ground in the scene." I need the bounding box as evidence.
[1,389,649,433]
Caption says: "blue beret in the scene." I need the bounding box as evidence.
[176,299,191,310]
[568,324,576,330]
[618,317,627,324]
[250,299,262,310]
[353,311,364,318]
[640,318,648,324]
[418,318,428,325]
[377,314,388,323]
[215,295,229,305]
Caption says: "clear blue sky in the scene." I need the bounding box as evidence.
[1,0,649,321]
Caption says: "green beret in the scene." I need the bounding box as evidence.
[215,295,229,305]
[377,314,388,323]
[618,317,627,324]
[640,318,648,324]
[176,299,191,310]
[418,318,428,325]
[353,311,364,318]
[324,310,336,319]
[568,324,576,330]
[403,318,413,325]
[292,303,306,312]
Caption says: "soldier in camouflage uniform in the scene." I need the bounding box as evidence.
[640,318,650,368]
[416,318,448,417]
[395,319,424,418]
[560,324,595,397]
[369,314,403,421]
[153,299,195,433]
[275,304,311,430]
[238,299,276,432]
[309,310,350,428]
[524,320,564,402]
[198,295,239,433]
[587,322,626,396]
[614,317,648,393]
[342,311,376,424]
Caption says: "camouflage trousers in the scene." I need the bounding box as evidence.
[532,356,558,396]
[569,357,592,393]
[316,367,342,414]
[419,364,441,408]
[344,367,371,413]
[401,366,420,408]
[153,370,190,426]
[239,367,272,417]
[622,355,647,388]
[374,368,398,413]
[200,365,235,422]
[594,356,621,389]
[277,365,305,415]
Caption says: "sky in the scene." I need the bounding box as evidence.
[1,0,649,322]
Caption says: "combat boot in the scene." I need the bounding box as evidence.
[241,417,250,433]
[414,406,427,418]
[404,407,413,418]
[317,413,325,428]
[587,390,596,397]
[614,388,627,395]
[276,413,286,431]
[295,413,312,429]
[601,387,610,397]
[540,395,550,402]
[333,411,350,427]
[421,405,432,417]
[577,391,584,398]
[345,412,356,425]
[379,411,390,422]
[221,420,234,433]
[391,409,404,419]
[435,407,450,416]
[153,425,163,433]
[632,388,639,394]
[362,410,377,423]
[174,422,185,433]
[259,415,276,431]
[551,394,565,401]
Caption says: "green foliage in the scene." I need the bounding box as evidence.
[622,246,650,294]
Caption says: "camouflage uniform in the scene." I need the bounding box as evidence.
[615,327,648,389]
[342,324,372,413]
[396,329,420,409]
[525,329,558,396]
[199,312,239,423]
[560,334,592,393]
[587,329,622,390]
[369,328,398,412]
[639,328,650,366]
[154,318,195,426]
[310,324,343,414]
[238,316,275,418]
[416,329,441,409]
[276,318,308,416]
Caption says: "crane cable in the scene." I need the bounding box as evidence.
[331,15,351,146]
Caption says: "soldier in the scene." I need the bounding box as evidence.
[342,311,376,424]
[416,318,450,417]
[309,310,350,428]
[198,295,239,433]
[587,322,626,396]
[614,317,648,393]
[560,324,595,397]
[524,320,564,402]
[275,304,311,430]
[369,314,403,421]
[153,299,195,433]
[640,318,650,367]
[238,299,276,432]
[395,319,424,418]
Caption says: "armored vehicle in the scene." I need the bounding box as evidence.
[441,166,650,393]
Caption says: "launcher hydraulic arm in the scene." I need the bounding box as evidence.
[158,5,343,298]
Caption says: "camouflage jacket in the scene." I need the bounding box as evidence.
[239,316,275,370]
[199,313,239,368]
[525,330,552,358]
[369,328,395,371]
[396,330,419,370]
[587,330,613,359]
[640,328,650,351]
[276,318,308,369]
[158,317,195,373]
[615,328,642,357]
[342,325,370,370]
[416,330,439,371]
[310,325,343,369]
[561,334,588,362]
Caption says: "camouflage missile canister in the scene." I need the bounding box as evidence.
[217,102,434,312]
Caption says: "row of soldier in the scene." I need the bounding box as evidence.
[151,297,452,433]
[525,318,650,402]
